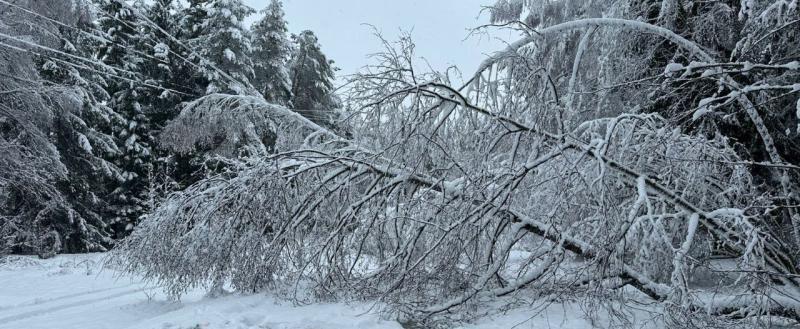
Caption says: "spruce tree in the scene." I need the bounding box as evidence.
[250,0,292,105]
[174,0,211,96]
[192,0,255,94]
[140,0,188,131]
[96,0,153,235]
[136,0,190,203]
[2,0,119,255]
[171,0,255,187]
[289,30,339,128]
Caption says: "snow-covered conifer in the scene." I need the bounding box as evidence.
[289,30,339,128]
[1,0,119,255]
[191,0,255,94]
[250,0,292,105]
[96,0,154,234]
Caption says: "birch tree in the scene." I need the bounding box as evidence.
[117,26,800,329]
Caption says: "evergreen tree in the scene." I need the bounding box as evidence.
[140,0,188,131]
[289,30,339,128]
[177,0,211,96]
[192,0,255,94]
[41,9,124,254]
[250,0,292,105]
[1,0,119,256]
[136,0,190,203]
[96,0,153,235]
[172,0,255,187]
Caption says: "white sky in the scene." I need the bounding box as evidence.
[243,0,514,83]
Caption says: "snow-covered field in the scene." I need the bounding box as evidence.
[0,254,403,329]
[0,254,654,329]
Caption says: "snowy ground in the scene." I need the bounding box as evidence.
[0,254,655,329]
[0,254,402,329]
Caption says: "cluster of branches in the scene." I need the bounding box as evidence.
[121,29,798,329]
[117,15,800,328]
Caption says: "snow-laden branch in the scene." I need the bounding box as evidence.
[471,17,713,86]
[470,17,790,188]
[394,82,798,284]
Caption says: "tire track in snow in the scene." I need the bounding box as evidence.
[0,283,139,311]
[0,286,155,325]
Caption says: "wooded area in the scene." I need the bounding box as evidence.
[1,0,799,327]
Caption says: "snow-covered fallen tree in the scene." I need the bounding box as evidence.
[115,12,800,328]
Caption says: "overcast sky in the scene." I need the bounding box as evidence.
[243,0,512,83]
